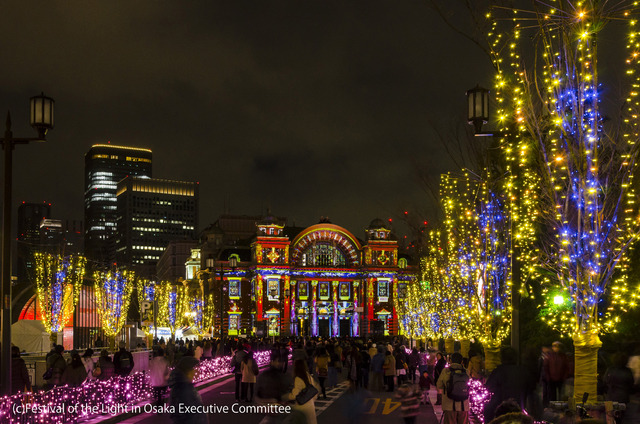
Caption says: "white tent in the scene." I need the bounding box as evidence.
[12,320,50,353]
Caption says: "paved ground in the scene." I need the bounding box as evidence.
[92,371,442,424]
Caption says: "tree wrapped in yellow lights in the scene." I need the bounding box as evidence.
[136,278,157,336]
[94,269,136,344]
[34,253,86,337]
[488,0,640,402]
[440,171,513,370]
[155,281,187,338]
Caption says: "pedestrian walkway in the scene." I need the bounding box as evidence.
[313,380,350,416]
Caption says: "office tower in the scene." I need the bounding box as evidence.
[116,177,198,277]
[16,202,51,284]
[84,144,152,266]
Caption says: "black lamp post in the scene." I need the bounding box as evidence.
[467,85,491,136]
[1,93,54,396]
[465,84,520,357]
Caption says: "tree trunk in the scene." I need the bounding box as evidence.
[460,339,471,359]
[572,332,601,405]
[485,342,501,374]
[445,337,455,355]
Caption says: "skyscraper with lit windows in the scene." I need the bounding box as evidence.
[84,144,152,267]
[116,176,199,277]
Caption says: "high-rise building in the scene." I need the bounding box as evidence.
[116,177,199,277]
[84,144,152,266]
[16,202,51,284]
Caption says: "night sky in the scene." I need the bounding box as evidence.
[0,1,493,239]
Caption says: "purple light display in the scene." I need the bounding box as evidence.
[0,349,275,424]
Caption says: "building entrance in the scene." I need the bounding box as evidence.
[339,318,350,337]
[318,318,330,338]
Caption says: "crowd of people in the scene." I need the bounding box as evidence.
[9,336,640,424]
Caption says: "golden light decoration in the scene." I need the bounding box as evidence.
[93,269,136,337]
[34,253,86,334]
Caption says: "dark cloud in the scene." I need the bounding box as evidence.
[0,0,493,237]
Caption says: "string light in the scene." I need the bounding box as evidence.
[93,270,136,338]
[34,253,86,334]
[0,349,277,423]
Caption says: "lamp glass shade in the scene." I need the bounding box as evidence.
[30,93,54,132]
[229,256,238,268]
[466,85,489,123]
[206,258,215,268]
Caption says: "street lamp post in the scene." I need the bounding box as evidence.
[1,93,54,396]
[466,85,520,358]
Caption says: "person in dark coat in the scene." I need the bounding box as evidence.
[113,341,135,376]
[434,351,446,405]
[169,356,207,424]
[96,349,115,381]
[543,341,570,404]
[604,352,635,404]
[63,351,88,387]
[11,346,31,394]
[230,342,247,401]
[45,344,66,387]
[408,348,420,383]
[484,347,534,423]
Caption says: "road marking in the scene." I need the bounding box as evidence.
[381,398,401,414]
[363,397,401,415]
[364,398,380,414]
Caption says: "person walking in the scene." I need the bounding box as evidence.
[45,344,66,388]
[371,345,386,392]
[169,356,207,424]
[419,370,432,405]
[241,351,259,402]
[230,342,247,402]
[604,352,635,404]
[359,344,371,389]
[288,360,320,424]
[328,345,339,388]
[437,352,470,424]
[543,341,570,404]
[408,348,420,384]
[395,382,422,424]
[434,351,446,405]
[149,348,170,406]
[63,351,88,387]
[96,349,115,381]
[384,350,397,392]
[315,347,330,399]
[11,346,31,394]
[81,349,96,381]
[395,347,409,385]
[484,347,533,423]
[113,341,135,377]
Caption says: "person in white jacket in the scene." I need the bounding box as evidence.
[149,348,171,406]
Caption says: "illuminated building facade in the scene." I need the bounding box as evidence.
[191,216,415,338]
[84,144,152,266]
[116,177,199,277]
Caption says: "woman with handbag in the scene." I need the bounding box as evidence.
[288,359,320,424]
